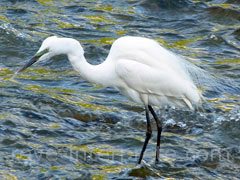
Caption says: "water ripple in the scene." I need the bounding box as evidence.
[0,0,239,179]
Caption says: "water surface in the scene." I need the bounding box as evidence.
[0,0,240,179]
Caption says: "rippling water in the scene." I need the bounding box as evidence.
[0,0,240,179]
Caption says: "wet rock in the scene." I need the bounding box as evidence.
[128,163,161,178]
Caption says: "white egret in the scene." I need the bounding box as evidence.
[16,36,202,164]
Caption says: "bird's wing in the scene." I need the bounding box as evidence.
[107,36,192,82]
[108,36,216,94]
[115,59,201,109]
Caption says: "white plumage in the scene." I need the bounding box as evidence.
[112,37,201,109]
[16,35,203,164]
[35,36,201,109]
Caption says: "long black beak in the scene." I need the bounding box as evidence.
[15,49,49,74]
[16,56,39,74]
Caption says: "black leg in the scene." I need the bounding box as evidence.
[148,105,162,163]
[138,106,152,164]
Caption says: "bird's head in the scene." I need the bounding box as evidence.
[16,36,83,73]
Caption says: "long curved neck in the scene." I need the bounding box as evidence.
[67,50,114,87]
